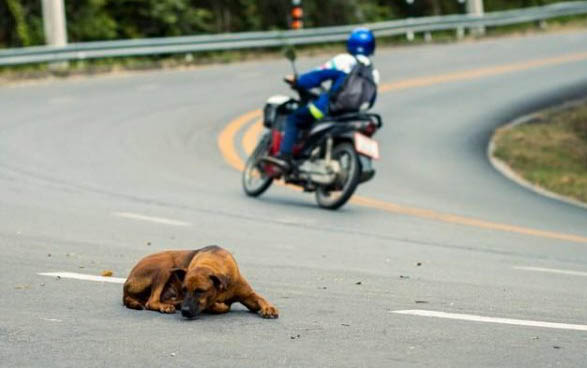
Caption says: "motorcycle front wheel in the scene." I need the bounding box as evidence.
[315,142,361,210]
[242,133,274,197]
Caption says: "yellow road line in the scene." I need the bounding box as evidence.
[217,109,260,171]
[379,51,587,92]
[352,196,587,243]
[242,118,264,155]
[217,52,587,243]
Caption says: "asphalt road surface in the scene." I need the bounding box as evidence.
[1,30,586,367]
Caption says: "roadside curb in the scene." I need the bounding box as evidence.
[487,98,587,211]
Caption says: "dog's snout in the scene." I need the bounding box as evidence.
[181,305,194,318]
[181,302,200,319]
[181,293,198,319]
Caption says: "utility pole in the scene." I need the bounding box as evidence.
[466,0,485,36]
[41,0,68,69]
[41,0,68,47]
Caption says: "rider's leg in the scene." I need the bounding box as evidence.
[280,105,315,156]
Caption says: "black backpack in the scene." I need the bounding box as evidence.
[329,57,377,115]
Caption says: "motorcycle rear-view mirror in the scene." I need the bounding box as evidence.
[283,45,298,77]
[284,46,297,62]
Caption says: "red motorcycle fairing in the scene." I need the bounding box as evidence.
[270,129,304,157]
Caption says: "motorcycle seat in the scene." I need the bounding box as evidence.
[322,112,382,126]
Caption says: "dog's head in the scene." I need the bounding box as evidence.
[171,267,228,319]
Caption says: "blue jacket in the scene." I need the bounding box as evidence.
[296,53,379,117]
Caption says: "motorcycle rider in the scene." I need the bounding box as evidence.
[270,27,380,172]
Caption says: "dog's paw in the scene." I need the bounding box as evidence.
[259,305,279,319]
[159,304,176,314]
[147,302,176,314]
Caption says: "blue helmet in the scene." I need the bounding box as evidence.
[347,28,376,56]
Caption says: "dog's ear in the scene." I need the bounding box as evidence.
[209,274,228,292]
[170,268,187,282]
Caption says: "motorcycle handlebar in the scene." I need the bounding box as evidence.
[284,78,320,102]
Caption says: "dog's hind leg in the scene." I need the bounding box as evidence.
[123,277,151,310]
[123,295,145,310]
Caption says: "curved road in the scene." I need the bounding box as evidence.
[1,31,586,367]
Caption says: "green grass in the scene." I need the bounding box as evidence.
[493,100,587,203]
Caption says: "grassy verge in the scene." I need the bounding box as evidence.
[1,14,586,84]
[492,100,587,204]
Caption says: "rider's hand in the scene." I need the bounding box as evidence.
[284,74,296,86]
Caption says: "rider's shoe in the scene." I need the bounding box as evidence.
[261,153,293,174]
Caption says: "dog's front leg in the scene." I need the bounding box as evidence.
[207,302,231,314]
[239,291,279,319]
[145,272,177,314]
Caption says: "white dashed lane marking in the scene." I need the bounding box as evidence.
[39,272,587,332]
[514,266,587,277]
[38,272,126,284]
[392,310,587,332]
[112,212,191,227]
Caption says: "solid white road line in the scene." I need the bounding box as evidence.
[392,310,587,332]
[112,212,191,227]
[38,272,126,284]
[514,266,587,277]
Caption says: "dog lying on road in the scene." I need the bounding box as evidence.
[123,245,279,319]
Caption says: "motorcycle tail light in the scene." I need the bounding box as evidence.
[363,122,377,137]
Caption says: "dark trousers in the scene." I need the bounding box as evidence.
[279,105,316,155]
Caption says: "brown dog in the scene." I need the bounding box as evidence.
[123,245,279,319]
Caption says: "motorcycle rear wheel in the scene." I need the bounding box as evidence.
[315,142,361,210]
[242,133,274,197]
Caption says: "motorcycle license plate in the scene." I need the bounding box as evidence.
[354,133,380,159]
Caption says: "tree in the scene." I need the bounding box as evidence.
[0,0,574,48]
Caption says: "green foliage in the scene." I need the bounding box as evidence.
[483,0,557,12]
[0,0,577,48]
[105,0,214,38]
[1,0,43,47]
[4,0,31,45]
[356,2,396,23]
[66,0,117,41]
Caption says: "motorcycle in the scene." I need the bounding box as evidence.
[242,48,383,210]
